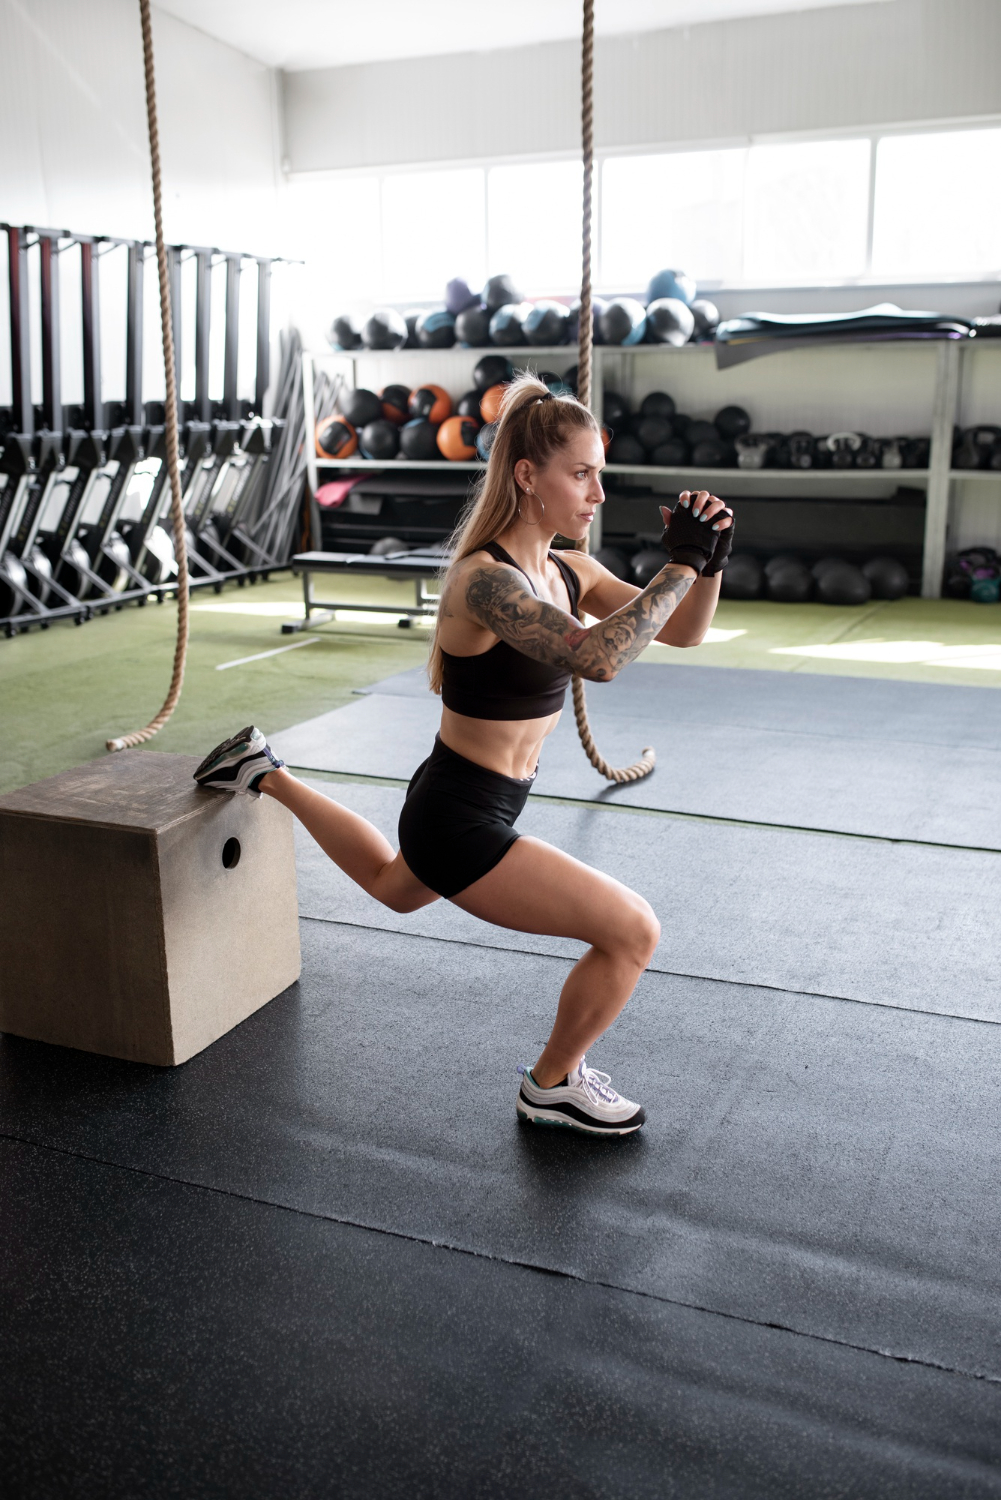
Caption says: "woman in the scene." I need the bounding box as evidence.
[195,375,734,1136]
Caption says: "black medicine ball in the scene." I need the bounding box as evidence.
[691,437,725,467]
[359,419,400,461]
[341,388,383,429]
[862,556,909,600]
[816,562,872,606]
[329,314,361,350]
[473,354,514,392]
[721,554,763,600]
[690,299,720,340]
[766,560,812,603]
[381,384,411,423]
[594,546,631,580]
[632,548,667,586]
[483,273,523,312]
[599,298,646,346]
[650,439,689,467]
[635,415,674,452]
[415,309,456,348]
[602,390,629,428]
[645,298,695,346]
[523,300,571,346]
[811,556,848,582]
[362,308,407,351]
[686,419,717,448]
[403,310,422,348]
[489,303,527,346]
[715,405,752,440]
[765,552,804,577]
[568,298,606,345]
[399,419,440,460]
[456,390,483,420]
[455,305,492,347]
[607,433,646,465]
[640,391,676,420]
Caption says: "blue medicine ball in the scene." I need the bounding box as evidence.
[523,300,571,346]
[644,268,696,307]
[476,421,498,462]
[489,303,528,346]
[599,298,647,346]
[415,308,456,348]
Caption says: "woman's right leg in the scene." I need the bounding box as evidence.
[259,768,439,916]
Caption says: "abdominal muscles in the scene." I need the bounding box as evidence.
[439,706,562,780]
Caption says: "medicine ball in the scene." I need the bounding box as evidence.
[539,370,574,396]
[811,556,848,582]
[490,302,528,346]
[341,388,383,429]
[370,536,407,556]
[766,559,812,603]
[691,437,725,467]
[635,415,674,452]
[359,419,400,461]
[720,554,763,600]
[562,364,578,392]
[403,310,422,348]
[483,273,523,312]
[602,390,629,429]
[600,298,647,346]
[715,405,752,440]
[816,562,872,606]
[437,415,480,461]
[690,298,720,340]
[632,548,667,586]
[455,305,492,347]
[686,419,717,448]
[764,552,804,578]
[645,268,696,307]
[862,556,909,600]
[362,308,407,351]
[476,422,498,461]
[315,417,357,459]
[524,300,571,346]
[456,390,483,419]
[645,298,695,347]
[594,546,631,580]
[446,277,479,316]
[479,384,508,424]
[673,413,692,438]
[607,433,646,465]
[640,391,676,420]
[650,439,688,467]
[408,384,452,424]
[568,298,606,345]
[415,309,456,349]
[329,313,361,350]
[399,419,439,460]
[600,426,613,453]
[473,354,514,392]
[380,384,411,424]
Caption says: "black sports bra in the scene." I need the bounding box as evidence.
[440,540,582,721]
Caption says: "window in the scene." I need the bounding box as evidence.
[487,160,583,295]
[743,138,870,283]
[382,168,486,302]
[872,127,1001,278]
[602,148,745,289]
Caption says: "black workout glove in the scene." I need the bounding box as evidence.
[703,508,735,577]
[660,503,715,574]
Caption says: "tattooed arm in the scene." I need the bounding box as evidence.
[463,560,696,682]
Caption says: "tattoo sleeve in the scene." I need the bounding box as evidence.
[464,562,695,682]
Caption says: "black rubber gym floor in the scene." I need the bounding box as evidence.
[4,663,1001,1496]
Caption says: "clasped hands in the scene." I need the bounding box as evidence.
[660,490,735,576]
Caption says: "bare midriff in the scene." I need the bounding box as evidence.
[439,704,562,781]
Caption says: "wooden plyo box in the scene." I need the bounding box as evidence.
[0,751,301,1065]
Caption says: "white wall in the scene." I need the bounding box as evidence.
[0,0,282,253]
[284,0,1001,174]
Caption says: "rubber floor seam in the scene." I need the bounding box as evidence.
[3,1128,999,1392]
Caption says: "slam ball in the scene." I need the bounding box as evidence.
[650,439,688,467]
[690,299,720,340]
[315,418,357,459]
[415,309,456,349]
[489,303,528,346]
[645,298,695,347]
[455,305,492,347]
[811,556,847,583]
[446,277,480,316]
[602,390,629,429]
[399,419,439,461]
[641,391,676,420]
[607,434,647,466]
[767,560,812,603]
[524,301,571,346]
[816,562,872,606]
[645,268,696,307]
[359,419,400,461]
[600,298,647,346]
[635,415,674,452]
[362,308,407,351]
[341,388,383,429]
[473,354,514,392]
[632,549,668,586]
[483,273,523,312]
[720,554,763,600]
[862,556,909,600]
[329,313,362,350]
[715,406,752,440]
[409,385,452,424]
[380,385,411,424]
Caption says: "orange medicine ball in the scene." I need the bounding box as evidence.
[408,384,452,425]
[437,415,480,461]
[479,384,507,424]
[600,425,612,453]
[316,417,357,458]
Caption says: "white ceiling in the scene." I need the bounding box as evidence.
[154,0,891,72]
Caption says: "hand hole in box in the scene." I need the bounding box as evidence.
[222,837,241,870]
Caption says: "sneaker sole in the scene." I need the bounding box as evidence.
[194,726,260,782]
[516,1098,644,1136]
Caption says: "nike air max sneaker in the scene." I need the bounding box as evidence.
[516,1056,645,1135]
[193,725,284,797]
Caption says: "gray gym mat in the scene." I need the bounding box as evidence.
[270,687,1001,851]
[291,781,1001,1024]
[3,921,1001,1384]
[6,1142,1000,1500]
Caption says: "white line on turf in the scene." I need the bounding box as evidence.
[216,638,321,671]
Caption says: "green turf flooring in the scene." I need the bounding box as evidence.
[3,572,1001,797]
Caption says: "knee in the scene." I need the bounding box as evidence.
[615,899,661,969]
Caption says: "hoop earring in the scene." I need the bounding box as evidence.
[517,488,544,526]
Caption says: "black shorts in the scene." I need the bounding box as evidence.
[398,735,535,899]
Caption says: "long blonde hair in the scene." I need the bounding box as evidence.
[427,372,599,695]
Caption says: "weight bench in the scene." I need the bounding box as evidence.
[282,550,446,634]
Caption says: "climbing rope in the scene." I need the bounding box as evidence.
[107,0,189,751]
[571,0,655,784]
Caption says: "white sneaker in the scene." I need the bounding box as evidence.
[516,1057,645,1135]
[193,725,284,798]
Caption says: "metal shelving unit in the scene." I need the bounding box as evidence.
[303,338,999,598]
